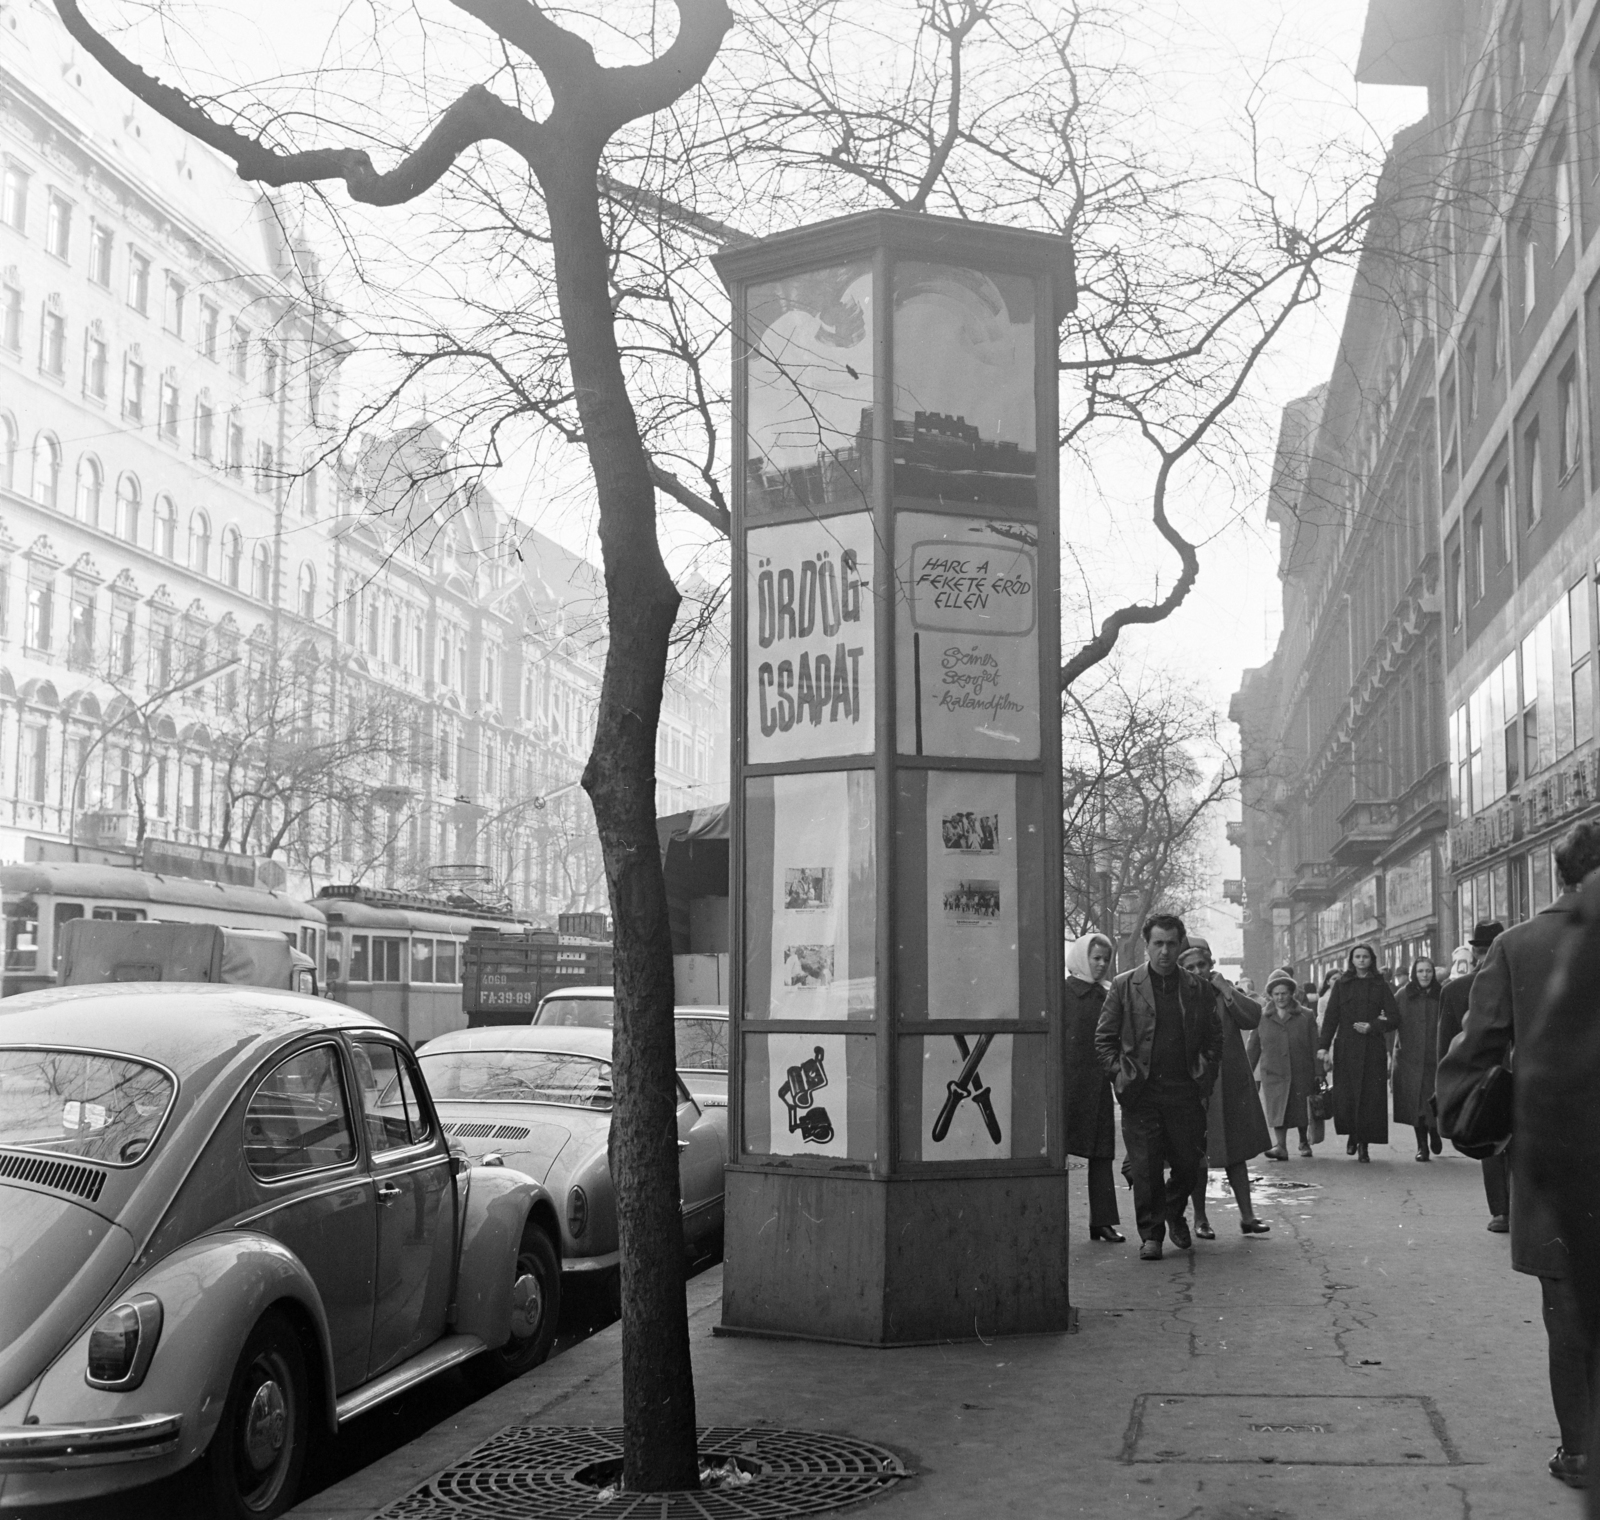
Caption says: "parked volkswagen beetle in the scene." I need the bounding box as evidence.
[0,985,562,1517]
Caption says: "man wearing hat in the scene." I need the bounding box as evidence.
[1438,918,1507,1230]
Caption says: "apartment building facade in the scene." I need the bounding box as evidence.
[0,2,727,918]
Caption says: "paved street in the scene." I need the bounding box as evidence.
[289,1138,1579,1520]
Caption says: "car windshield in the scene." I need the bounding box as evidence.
[419,1049,613,1109]
[0,1047,175,1165]
[675,1018,728,1071]
[534,996,614,1028]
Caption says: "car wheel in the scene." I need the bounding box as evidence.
[471,1224,561,1390]
[191,1309,309,1519]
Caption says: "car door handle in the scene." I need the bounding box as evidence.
[376,1183,402,1204]
[677,1140,690,1152]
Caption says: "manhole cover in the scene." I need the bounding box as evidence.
[374,1426,908,1518]
[1122,1394,1458,1467]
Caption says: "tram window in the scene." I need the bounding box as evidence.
[350,934,369,982]
[5,898,39,972]
[411,938,435,983]
[436,940,459,984]
[51,903,84,968]
[373,938,403,983]
[91,908,145,922]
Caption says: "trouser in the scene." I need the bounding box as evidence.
[1483,1150,1511,1217]
[1086,1155,1120,1229]
[1541,1274,1600,1452]
[1119,1082,1207,1244]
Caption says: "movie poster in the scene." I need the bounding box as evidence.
[746,516,875,764]
[926,771,1018,1020]
[765,772,874,1020]
[746,262,875,516]
[895,514,1040,758]
[891,262,1036,511]
[917,1033,1014,1161]
[767,1032,849,1158]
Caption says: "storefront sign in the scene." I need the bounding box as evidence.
[1384,848,1434,928]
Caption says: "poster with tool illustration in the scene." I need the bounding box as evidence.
[925,771,1019,1019]
[920,1033,1014,1160]
[746,516,875,764]
[766,771,874,1020]
[891,262,1036,511]
[768,1032,848,1158]
[896,514,1039,758]
[745,261,875,516]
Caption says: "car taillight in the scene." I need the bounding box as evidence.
[567,1186,588,1239]
[86,1295,163,1389]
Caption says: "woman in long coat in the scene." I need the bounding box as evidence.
[1180,939,1273,1237]
[1317,942,1399,1162]
[1250,966,1320,1158]
[1063,932,1122,1242]
[1391,956,1443,1163]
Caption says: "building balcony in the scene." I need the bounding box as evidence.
[1332,798,1397,866]
[1289,861,1339,902]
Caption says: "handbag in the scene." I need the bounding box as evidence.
[1308,1085,1333,1122]
[1448,1063,1512,1159]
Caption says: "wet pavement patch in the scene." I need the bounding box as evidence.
[1121,1394,1459,1466]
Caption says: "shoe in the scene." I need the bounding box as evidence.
[1415,1147,1430,1162]
[1430,1129,1443,1155]
[1549,1448,1589,1487]
[1357,1144,1370,1163]
[1487,1215,1510,1233]
[1298,1141,1313,1157]
[1347,1139,1357,1155]
[1168,1216,1193,1250]
[1265,1147,1289,1161]
[1240,1217,1271,1234]
[1089,1226,1126,1243]
[1193,1219,1216,1240]
[1139,1239,1163,1261]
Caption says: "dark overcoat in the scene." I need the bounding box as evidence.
[1318,970,1398,1143]
[1438,892,1583,1279]
[1249,1003,1319,1127]
[1202,982,1271,1166]
[1391,978,1443,1125]
[1063,974,1116,1159]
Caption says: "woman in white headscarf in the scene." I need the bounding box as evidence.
[1065,931,1122,1241]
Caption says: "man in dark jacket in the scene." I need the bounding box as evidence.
[1439,918,1507,1229]
[1095,913,1225,1261]
[1438,822,1600,1491]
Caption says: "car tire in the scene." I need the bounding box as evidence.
[470,1223,561,1390]
[189,1308,309,1520]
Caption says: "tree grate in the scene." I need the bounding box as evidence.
[375,1426,908,1520]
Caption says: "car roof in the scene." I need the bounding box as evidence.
[536,985,613,1000]
[421,1025,616,1059]
[673,1007,727,1019]
[0,983,386,1078]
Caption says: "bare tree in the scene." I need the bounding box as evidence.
[1062,661,1236,967]
[54,0,730,1487]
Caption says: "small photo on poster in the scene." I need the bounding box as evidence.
[942,880,1000,922]
[784,866,834,911]
[782,943,835,989]
[941,810,1000,854]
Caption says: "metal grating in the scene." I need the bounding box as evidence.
[375,1426,907,1519]
[442,1122,533,1142]
[492,1125,531,1140]
[0,1149,107,1203]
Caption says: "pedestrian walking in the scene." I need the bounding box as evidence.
[1392,957,1444,1162]
[1064,931,1124,1243]
[1179,938,1271,1238]
[1094,913,1225,1262]
[1438,821,1600,1492]
[1445,943,1473,981]
[1316,943,1399,1162]
[1315,969,1339,1022]
[1251,966,1320,1159]
[1439,920,1508,1230]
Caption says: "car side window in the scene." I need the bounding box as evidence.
[244,1044,358,1180]
[675,1018,728,1071]
[351,1040,430,1153]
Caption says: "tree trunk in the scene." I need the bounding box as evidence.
[541,151,698,1491]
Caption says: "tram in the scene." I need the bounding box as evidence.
[1,861,327,998]
[314,884,529,1045]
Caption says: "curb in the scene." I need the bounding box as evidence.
[286,1265,726,1520]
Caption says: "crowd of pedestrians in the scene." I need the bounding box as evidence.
[1065,820,1600,1500]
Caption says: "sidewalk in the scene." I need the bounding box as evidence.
[290,1142,1582,1519]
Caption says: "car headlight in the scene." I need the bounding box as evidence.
[567,1185,589,1240]
[86,1294,163,1390]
